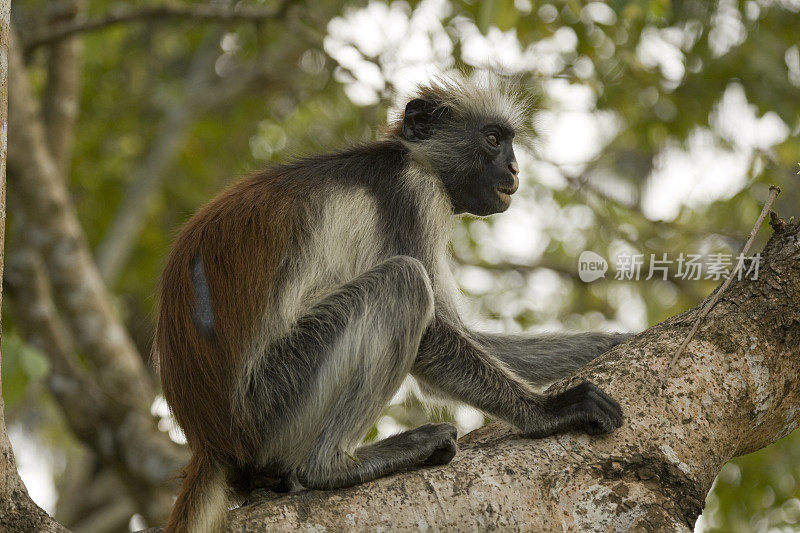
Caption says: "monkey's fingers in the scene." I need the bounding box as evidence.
[549,381,624,436]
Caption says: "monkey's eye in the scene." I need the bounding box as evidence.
[486,133,499,147]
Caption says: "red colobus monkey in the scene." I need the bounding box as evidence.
[156,77,626,532]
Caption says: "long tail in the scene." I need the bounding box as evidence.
[165,453,229,533]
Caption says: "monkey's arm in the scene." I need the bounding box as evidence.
[468,331,631,387]
[412,316,623,438]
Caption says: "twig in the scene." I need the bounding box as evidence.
[665,185,781,376]
[24,1,291,51]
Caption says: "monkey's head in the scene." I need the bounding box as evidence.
[395,76,532,217]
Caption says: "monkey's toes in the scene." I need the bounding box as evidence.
[420,423,458,465]
[423,438,457,465]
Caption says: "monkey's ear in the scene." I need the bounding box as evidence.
[402,99,439,141]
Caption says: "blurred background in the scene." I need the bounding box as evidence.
[4,0,800,531]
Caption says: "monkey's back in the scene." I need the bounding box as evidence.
[155,161,397,462]
[156,170,302,462]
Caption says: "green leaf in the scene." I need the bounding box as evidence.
[1,332,50,406]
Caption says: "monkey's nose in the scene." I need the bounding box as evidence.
[508,161,519,176]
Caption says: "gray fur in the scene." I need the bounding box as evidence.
[472,332,633,386]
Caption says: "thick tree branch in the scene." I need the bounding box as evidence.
[4,225,185,523]
[0,413,68,532]
[7,28,188,522]
[24,1,291,51]
[8,27,152,408]
[10,3,188,520]
[211,221,800,531]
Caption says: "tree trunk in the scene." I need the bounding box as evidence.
[0,1,66,530]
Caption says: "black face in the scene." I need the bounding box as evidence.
[402,99,520,217]
[454,124,518,216]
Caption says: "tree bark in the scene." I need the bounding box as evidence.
[209,219,799,532]
[7,26,153,409]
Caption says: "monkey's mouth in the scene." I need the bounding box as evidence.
[495,184,518,204]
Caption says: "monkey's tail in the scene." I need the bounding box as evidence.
[165,452,229,533]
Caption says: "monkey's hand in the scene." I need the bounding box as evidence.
[529,382,623,438]
[416,423,458,466]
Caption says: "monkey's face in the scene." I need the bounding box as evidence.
[401,99,520,217]
[450,123,519,216]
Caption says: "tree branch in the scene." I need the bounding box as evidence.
[7,28,187,522]
[0,2,67,530]
[8,26,152,408]
[210,221,800,531]
[42,0,86,177]
[4,225,185,523]
[667,185,781,373]
[95,31,301,282]
[23,1,292,51]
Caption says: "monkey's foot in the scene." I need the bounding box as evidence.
[417,423,458,465]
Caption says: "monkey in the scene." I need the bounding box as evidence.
[155,76,627,532]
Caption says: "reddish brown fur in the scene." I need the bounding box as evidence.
[163,452,223,532]
[156,171,294,465]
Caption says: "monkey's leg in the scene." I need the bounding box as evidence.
[297,422,457,490]
[413,316,623,438]
[470,331,631,386]
[253,256,457,490]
